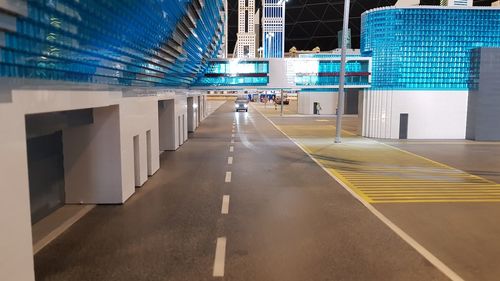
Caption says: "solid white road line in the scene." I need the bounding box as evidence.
[221,195,230,214]
[253,106,466,281]
[229,146,234,152]
[33,205,95,254]
[213,237,227,277]
[225,171,232,183]
[228,156,233,165]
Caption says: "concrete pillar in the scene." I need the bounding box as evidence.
[187,97,195,133]
[175,95,188,145]
[63,105,124,203]
[119,98,160,191]
[158,99,177,151]
[0,105,35,281]
[197,95,202,125]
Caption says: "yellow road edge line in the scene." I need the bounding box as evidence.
[252,104,465,281]
[374,199,500,203]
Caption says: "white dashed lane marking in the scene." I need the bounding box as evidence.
[225,171,232,183]
[229,146,234,152]
[213,237,227,277]
[221,195,230,214]
[228,156,233,165]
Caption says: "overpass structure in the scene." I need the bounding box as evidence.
[192,56,372,90]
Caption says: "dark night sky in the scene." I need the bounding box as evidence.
[226,0,496,53]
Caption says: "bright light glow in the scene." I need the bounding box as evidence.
[288,59,319,74]
[244,104,248,108]
[228,59,254,74]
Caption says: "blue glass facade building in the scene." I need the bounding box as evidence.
[361,7,500,91]
[262,0,285,58]
[0,0,225,87]
[294,60,370,86]
[2,4,500,91]
[194,60,269,86]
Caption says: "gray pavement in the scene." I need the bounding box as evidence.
[34,101,448,281]
[382,140,500,184]
[264,114,500,281]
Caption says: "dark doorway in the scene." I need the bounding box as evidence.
[399,113,409,139]
[345,90,359,114]
[313,102,319,115]
[146,130,152,176]
[27,131,65,224]
[133,135,141,186]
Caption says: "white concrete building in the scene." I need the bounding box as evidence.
[0,83,208,281]
[236,0,257,58]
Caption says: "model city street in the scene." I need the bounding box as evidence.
[2,1,500,281]
[33,101,500,281]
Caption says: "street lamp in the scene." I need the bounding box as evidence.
[335,0,351,143]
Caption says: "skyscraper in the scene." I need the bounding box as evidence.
[262,0,286,58]
[236,0,256,58]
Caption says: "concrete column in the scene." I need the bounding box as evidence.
[0,105,35,281]
[159,99,177,151]
[119,98,160,192]
[197,95,202,125]
[187,97,195,133]
[175,95,188,146]
[63,105,124,203]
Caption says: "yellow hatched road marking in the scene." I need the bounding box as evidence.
[255,104,468,281]
[276,123,500,203]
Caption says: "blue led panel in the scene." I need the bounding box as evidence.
[294,60,370,86]
[361,7,500,90]
[0,0,224,87]
[194,60,269,87]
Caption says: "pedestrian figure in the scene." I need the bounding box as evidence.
[316,103,322,115]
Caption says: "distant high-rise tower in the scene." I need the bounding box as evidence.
[440,0,472,6]
[236,0,256,58]
[262,0,286,58]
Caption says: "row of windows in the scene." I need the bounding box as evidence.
[195,76,269,87]
[204,61,269,74]
[296,76,370,86]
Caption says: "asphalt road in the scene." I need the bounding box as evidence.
[34,101,448,281]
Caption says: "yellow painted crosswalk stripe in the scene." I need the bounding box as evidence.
[274,123,500,203]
